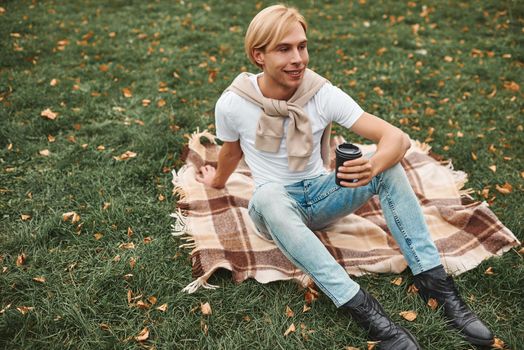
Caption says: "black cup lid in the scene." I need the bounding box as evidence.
[336,143,361,155]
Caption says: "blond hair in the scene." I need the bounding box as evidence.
[244,4,307,68]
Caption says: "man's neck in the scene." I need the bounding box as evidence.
[257,74,297,100]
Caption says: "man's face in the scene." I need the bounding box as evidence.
[254,21,309,94]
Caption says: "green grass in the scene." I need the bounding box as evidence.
[1,0,523,349]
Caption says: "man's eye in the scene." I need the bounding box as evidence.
[278,47,288,52]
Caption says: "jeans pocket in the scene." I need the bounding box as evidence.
[248,206,273,241]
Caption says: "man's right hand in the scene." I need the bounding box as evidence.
[196,165,223,188]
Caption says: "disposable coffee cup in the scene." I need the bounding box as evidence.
[335,143,362,186]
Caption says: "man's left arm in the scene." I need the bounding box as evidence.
[336,112,410,188]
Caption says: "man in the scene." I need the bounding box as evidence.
[196,5,494,349]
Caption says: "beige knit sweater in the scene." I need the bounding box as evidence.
[226,68,332,171]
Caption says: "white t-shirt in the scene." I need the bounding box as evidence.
[215,73,364,187]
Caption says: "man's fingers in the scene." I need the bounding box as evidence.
[343,158,368,167]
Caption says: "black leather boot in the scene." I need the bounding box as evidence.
[343,288,420,350]
[414,266,494,347]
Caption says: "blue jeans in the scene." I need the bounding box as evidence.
[248,162,442,307]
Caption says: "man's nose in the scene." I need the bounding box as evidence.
[290,48,302,64]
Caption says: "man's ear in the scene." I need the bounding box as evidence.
[252,48,264,66]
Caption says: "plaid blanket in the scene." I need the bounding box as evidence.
[171,130,519,293]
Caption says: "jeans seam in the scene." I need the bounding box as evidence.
[380,174,423,271]
[312,185,341,203]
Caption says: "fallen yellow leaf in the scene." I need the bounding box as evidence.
[41,108,57,120]
[62,211,80,223]
[129,257,136,269]
[367,341,379,350]
[135,327,149,342]
[16,253,26,266]
[94,232,104,240]
[136,300,149,309]
[391,277,403,286]
[50,79,58,86]
[147,296,157,305]
[39,149,50,156]
[427,298,438,310]
[118,242,135,250]
[127,227,134,237]
[503,81,519,92]
[484,266,494,275]
[303,304,311,313]
[0,303,12,314]
[373,86,384,96]
[399,310,417,321]
[285,305,294,318]
[113,151,137,161]
[488,165,497,173]
[201,302,212,315]
[407,284,419,294]
[156,303,168,312]
[20,214,31,221]
[284,323,296,336]
[33,276,46,283]
[47,135,56,142]
[122,87,132,98]
[143,236,153,244]
[157,99,166,107]
[492,337,505,349]
[17,306,34,315]
[495,183,512,194]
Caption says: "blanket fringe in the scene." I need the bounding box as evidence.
[413,140,431,154]
[170,209,188,236]
[188,128,217,150]
[182,275,219,294]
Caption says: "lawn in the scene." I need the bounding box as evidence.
[0,0,523,349]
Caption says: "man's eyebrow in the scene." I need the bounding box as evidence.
[276,40,308,47]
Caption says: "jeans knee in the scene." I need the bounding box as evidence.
[381,162,406,185]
